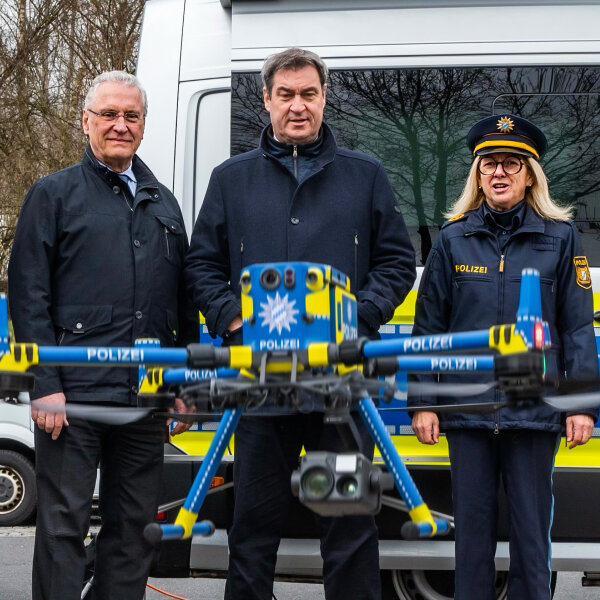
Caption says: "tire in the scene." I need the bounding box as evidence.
[0,449,36,526]
[381,570,557,599]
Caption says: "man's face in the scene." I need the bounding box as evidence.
[82,82,145,172]
[263,65,326,145]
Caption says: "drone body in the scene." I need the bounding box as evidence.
[240,262,358,352]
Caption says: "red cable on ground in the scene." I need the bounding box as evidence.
[146,582,191,600]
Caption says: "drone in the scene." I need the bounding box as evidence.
[1,261,598,543]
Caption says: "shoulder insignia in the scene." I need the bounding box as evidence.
[442,213,467,228]
[573,256,592,289]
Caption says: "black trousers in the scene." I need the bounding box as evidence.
[447,429,560,600]
[32,414,165,600]
[224,412,382,600]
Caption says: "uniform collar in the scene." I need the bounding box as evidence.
[464,201,545,235]
[483,199,526,231]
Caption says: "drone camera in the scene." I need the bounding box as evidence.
[260,267,281,290]
[291,451,392,516]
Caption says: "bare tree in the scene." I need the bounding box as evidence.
[0,0,145,285]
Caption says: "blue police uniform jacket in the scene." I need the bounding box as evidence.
[409,201,598,431]
[8,147,197,404]
[184,123,416,339]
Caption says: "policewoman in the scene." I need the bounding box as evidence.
[408,114,598,599]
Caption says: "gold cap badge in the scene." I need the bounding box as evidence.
[497,116,515,133]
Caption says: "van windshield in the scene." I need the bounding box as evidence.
[231,66,600,266]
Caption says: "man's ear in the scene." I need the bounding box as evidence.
[82,109,90,135]
[323,83,327,103]
[263,87,271,112]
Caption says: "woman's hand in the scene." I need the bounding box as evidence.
[565,414,595,449]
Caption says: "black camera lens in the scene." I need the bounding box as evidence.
[260,268,281,290]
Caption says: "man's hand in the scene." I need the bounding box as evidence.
[31,393,69,440]
[412,410,440,445]
[227,315,243,332]
[168,398,196,436]
[565,414,594,449]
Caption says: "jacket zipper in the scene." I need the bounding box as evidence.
[164,227,170,258]
[240,238,244,256]
[57,330,66,346]
[495,245,507,433]
[293,145,298,180]
[354,231,359,287]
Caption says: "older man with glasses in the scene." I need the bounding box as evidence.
[8,70,197,600]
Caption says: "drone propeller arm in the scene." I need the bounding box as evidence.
[357,394,449,538]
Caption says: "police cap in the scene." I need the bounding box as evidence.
[467,114,547,160]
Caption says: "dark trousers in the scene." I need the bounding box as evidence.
[224,412,381,600]
[32,415,165,600]
[446,429,560,600]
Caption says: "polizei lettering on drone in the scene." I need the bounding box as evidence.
[86,348,144,362]
[430,357,477,371]
[185,369,216,382]
[403,335,453,353]
[259,338,301,350]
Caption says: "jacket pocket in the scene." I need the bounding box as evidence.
[155,215,183,265]
[52,305,113,342]
[453,275,493,287]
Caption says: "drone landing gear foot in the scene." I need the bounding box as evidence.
[401,517,450,540]
[144,520,215,545]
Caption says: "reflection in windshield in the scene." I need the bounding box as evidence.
[232,67,600,265]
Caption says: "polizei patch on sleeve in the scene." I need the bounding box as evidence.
[573,256,592,289]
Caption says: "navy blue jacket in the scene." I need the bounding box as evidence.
[8,147,197,404]
[184,123,416,338]
[409,202,598,431]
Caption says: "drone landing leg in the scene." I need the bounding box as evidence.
[144,407,243,544]
[357,396,450,539]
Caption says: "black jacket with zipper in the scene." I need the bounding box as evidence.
[184,123,416,339]
[409,202,598,431]
[8,146,197,404]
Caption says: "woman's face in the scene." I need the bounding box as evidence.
[477,152,533,212]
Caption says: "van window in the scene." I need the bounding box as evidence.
[232,67,600,266]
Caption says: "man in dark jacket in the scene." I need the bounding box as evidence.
[184,48,416,600]
[8,71,196,600]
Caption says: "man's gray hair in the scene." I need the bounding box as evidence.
[84,71,148,115]
[261,48,328,97]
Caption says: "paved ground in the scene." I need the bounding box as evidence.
[1,527,599,599]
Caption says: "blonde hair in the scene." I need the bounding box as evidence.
[447,156,573,220]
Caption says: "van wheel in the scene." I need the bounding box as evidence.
[0,449,36,526]
[381,570,557,599]
[381,570,508,600]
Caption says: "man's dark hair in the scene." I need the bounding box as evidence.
[261,48,328,97]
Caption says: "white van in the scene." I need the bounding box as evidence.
[137,2,600,598]
[0,399,36,526]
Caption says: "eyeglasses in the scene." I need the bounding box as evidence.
[478,156,524,176]
[86,108,144,124]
